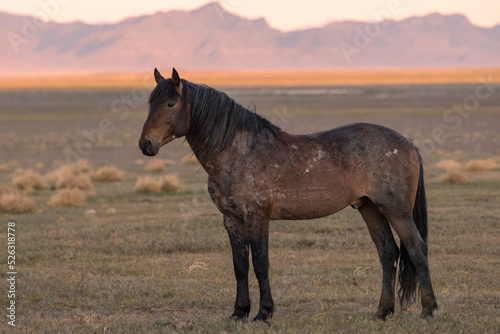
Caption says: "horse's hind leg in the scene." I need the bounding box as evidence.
[358,201,399,320]
[380,211,438,318]
[224,215,251,319]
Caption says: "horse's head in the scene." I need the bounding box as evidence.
[139,68,190,156]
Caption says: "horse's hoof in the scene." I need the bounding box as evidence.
[252,315,271,325]
[374,307,394,321]
[420,309,435,319]
[252,310,273,323]
[421,301,438,319]
[373,313,387,321]
[230,308,250,321]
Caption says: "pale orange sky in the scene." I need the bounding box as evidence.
[1,0,498,31]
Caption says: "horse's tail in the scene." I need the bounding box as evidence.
[398,146,428,308]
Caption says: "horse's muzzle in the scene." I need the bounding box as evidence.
[139,138,159,156]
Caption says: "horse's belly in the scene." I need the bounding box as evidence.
[270,188,350,220]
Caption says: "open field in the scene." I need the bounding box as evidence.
[0,79,499,333]
[1,68,500,89]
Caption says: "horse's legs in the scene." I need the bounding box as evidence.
[246,214,274,322]
[223,215,251,319]
[358,201,399,320]
[380,210,438,318]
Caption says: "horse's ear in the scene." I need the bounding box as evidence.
[172,68,180,87]
[154,68,165,84]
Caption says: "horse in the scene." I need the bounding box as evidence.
[138,68,438,322]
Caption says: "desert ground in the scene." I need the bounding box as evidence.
[0,70,499,333]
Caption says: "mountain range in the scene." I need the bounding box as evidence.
[1,2,499,74]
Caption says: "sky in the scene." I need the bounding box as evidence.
[1,0,498,31]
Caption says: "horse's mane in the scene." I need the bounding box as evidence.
[184,81,281,163]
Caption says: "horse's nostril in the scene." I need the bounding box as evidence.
[140,138,158,156]
[139,138,151,152]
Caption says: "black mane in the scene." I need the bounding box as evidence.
[184,81,281,163]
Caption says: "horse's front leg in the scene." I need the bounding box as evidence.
[224,215,251,320]
[246,213,274,322]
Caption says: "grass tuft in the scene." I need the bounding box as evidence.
[91,166,124,182]
[0,186,36,213]
[442,170,468,184]
[45,165,93,190]
[435,159,462,171]
[77,159,93,173]
[12,169,48,192]
[49,188,87,207]
[134,176,163,193]
[145,159,166,172]
[162,174,180,193]
[464,159,499,172]
[57,173,93,190]
[134,174,180,194]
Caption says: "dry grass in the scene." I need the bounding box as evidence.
[181,154,199,165]
[134,176,163,193]
[0,186,36,213]
[57,173,93,190]
[12,169,48,192]
[77,159,93,173]
[134,174,180,193]
[145,159,167,172]
[91,166,124,182]
[162,173,180,193]
[464,159,500,172]
[442,170,468,184]
[45,165,93,190]
[3,78,500,333]
[45,165,77,187]
[49,188,87,207]
[435,159,462,171]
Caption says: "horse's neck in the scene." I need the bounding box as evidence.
[185,129,289,175]
[184,132,219,173]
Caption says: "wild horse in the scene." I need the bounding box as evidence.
[139,68,438,322]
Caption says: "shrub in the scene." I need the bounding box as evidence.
[145,159,166,172]
[134,176,163,193]
[442,170,468,184]
[45,165,93,190]
[91,166,124,182]
[12,169,48,192]
[0,187,36,213]
[57,173,93,190]
[49,188,86,207]
[45,165,77,187]
[77,159,93,173]
[134,174,180,194]
[162,174,180,193]
[435,159,462,171]
[464,159,499,172]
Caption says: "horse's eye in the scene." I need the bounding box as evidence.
[167,102,175,108]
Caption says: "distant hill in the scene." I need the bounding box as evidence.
[1,2,499,74]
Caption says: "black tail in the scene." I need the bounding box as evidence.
[398,147,428,308]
